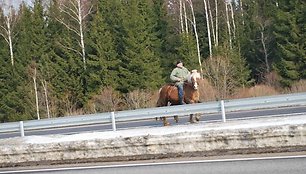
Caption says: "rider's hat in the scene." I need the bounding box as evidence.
[176,60,183,65]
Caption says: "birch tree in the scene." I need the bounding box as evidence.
[203,0,212,57]
[215,0,219,46]
[57,0,93,70]
[183,0,189,34]
[186,0,203,74]
[179,0,184,33]
[0,5,17,66]
[225,0,232,49]
[239,0,245,25]
[207,0,216,47]
[41,80,51,118]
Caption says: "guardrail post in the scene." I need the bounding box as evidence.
[220,100,226,122]
[19,121,25,137]
[111,112,116,131]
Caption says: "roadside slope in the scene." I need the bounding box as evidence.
[1,115,306,167]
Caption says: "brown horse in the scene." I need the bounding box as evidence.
[156,70,201,126]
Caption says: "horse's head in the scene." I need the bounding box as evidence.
[188,69,201,90]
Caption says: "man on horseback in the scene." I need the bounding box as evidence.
[170,60,190,105]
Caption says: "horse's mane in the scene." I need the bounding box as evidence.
[187,69,201,83]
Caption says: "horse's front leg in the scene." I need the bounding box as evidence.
[162,117,170,126]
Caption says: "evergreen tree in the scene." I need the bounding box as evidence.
[44,0,85,116]
[238,0,276,82]
[176,33,198,70]
[0,3,36,121]
[86,0,120,95]
[152,0,180,79]
[118,0,163,93]
[273,0,306,87]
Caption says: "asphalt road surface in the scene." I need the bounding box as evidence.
[1,154,306,174]
[1,106,306,139]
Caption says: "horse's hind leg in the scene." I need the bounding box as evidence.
[195,113,200,122]
[189,114,196,123]
[162,117,170,126]
[189,114,200,123]
[174,115,179,123]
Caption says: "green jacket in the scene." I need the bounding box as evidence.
[170,67,190,84]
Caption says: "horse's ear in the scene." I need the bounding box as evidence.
[191,69,197,73]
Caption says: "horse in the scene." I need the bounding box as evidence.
[156,70,202,126]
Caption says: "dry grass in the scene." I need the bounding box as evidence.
[123,89,158,109]
[232,85,279,99]
[85,79,305,114]
[198,78,218,102]
[288,80,306,93]
[87,87,123,113]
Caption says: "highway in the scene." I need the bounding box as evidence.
[1,154,306,174]
[1,106,306,139]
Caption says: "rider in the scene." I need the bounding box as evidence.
[170,60,190,105]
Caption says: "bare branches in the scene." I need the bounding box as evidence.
[57,0,93,70]
[0,6,17,66]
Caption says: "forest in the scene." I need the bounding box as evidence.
[0,0,305,122]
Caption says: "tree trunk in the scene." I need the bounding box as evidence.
[33,68,40,120]
[77,0,86,70]
[229,2,236,39]
[41,80,51,119]
[203,0,212,58]
[260,28,270,73]
[58,0,92,70]
[207,0,216,47]
[225,2,232,49]
[179,0,184,33]
[187,0,203,74]
[183,0,189,34]
[0,7,15,66]
[240,0,245,25]
[215,0,219,46]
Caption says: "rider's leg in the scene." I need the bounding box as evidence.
[177,84,185,104]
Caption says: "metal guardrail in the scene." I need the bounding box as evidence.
[1,92,306,137]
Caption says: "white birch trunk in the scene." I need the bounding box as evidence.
[77,0,86,70]
[179,0,184,33]
[0,7,15,66]
[203,0,212,58]
[225,2,232,49]
[259,23,270,74]
[58,0,92,70]
[41,80,51,119]
[33,68,40,120]
[207,0,216,47]
[215,0,219,46]
[229,2,236,39]
[183,0,189,34]
[240,0,245,25]
[187,0,203,75]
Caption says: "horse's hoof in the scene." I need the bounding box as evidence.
[189,119,198,124]
[163,122,170,126]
